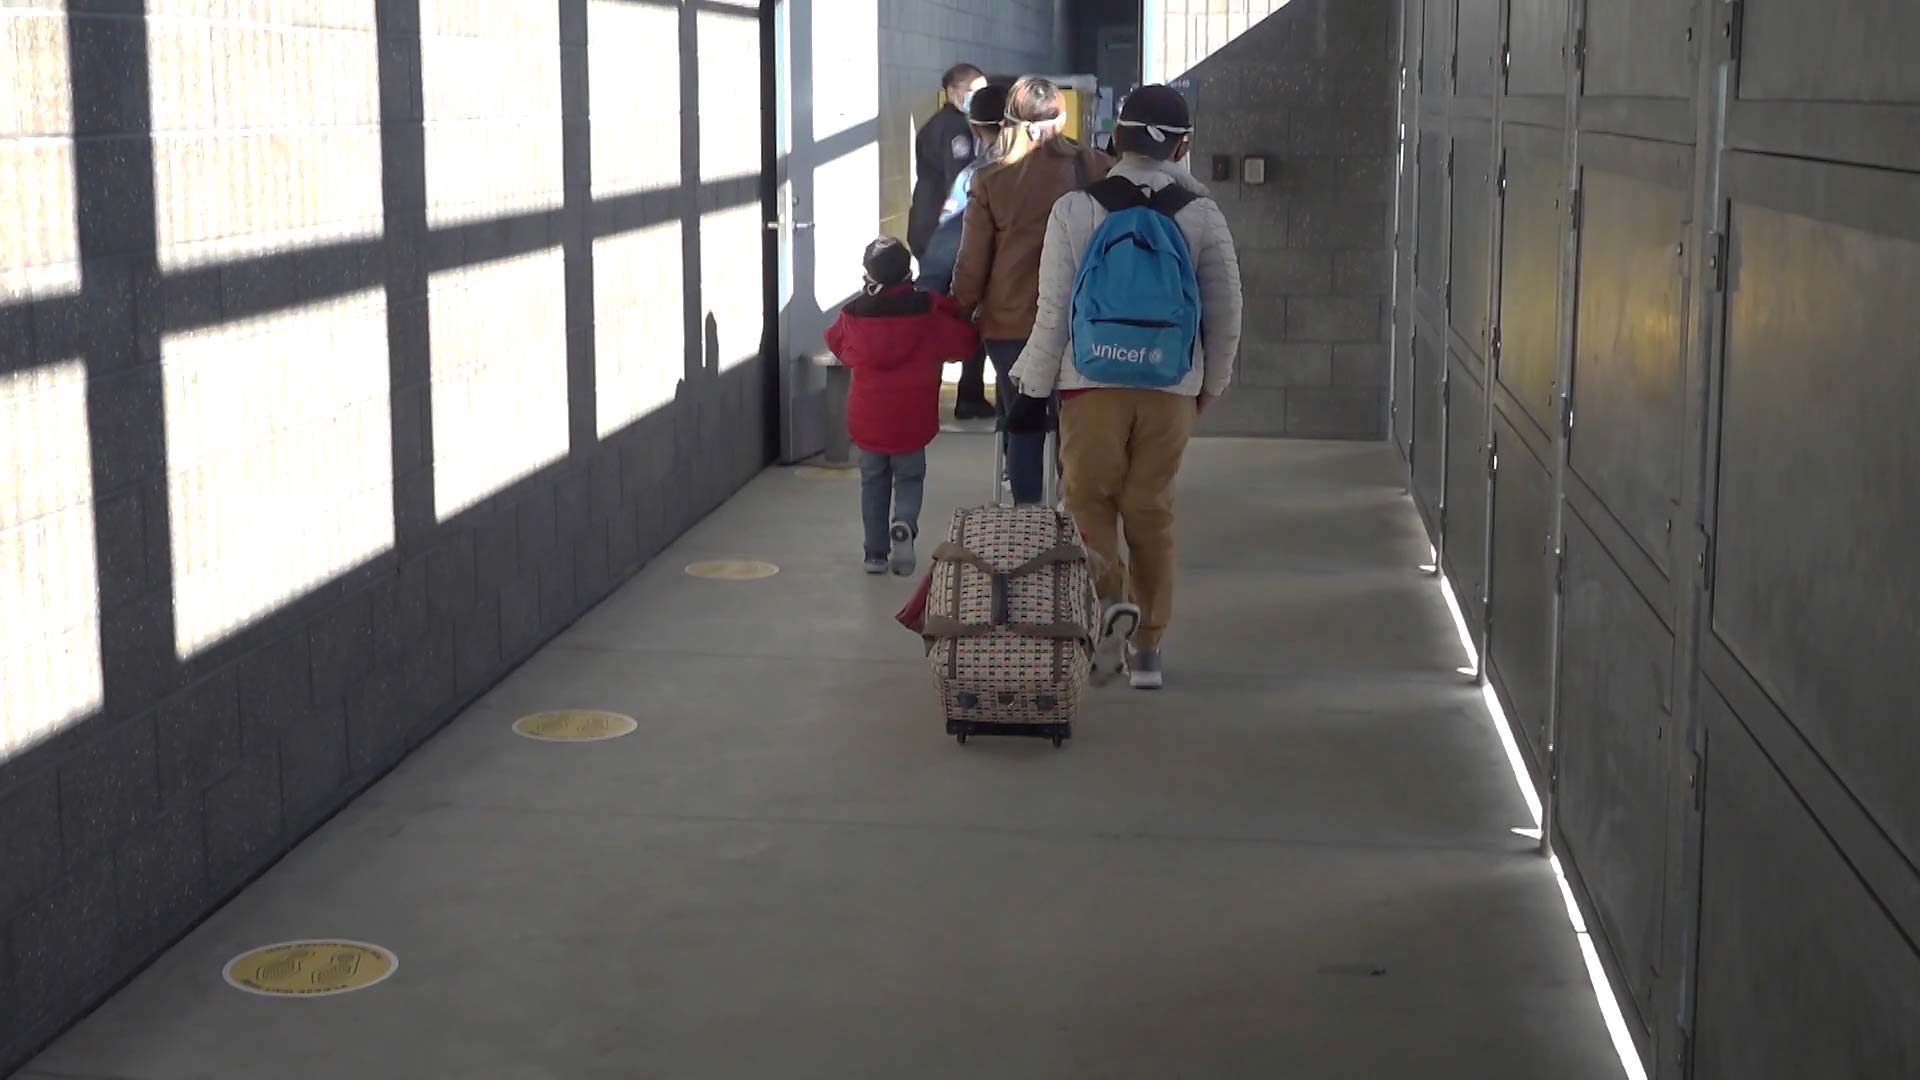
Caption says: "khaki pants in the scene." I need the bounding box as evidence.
[1058,390,1196,650]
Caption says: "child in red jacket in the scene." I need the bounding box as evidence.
[825,237,980,575]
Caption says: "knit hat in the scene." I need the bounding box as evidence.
[862,236,911,293]
[1117,84,1194,145]
[967,84,1008,126]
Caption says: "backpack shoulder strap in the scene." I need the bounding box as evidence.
[1147,184,1201,219]
[1087,176,1150,213]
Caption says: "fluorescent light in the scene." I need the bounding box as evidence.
[1437,562,1646,1080]
[1436,568,1481,678]
[1579,921,1651,1080]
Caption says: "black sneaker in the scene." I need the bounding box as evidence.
[954,397,994,421]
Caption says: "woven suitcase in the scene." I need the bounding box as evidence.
[924,503,1100,747]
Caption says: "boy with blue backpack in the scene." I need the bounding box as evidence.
[1006,86,1243,690]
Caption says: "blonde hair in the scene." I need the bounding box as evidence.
[996,75,1065,165]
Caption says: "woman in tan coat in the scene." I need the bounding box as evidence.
[951,76,1111,505]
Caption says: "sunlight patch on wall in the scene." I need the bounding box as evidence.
[1143,0,1294,83]
[696,7,762,182]
[147,2,384,270]
[594,221,685,436]
[589,0,681,199]
[810,0,877,143]
[421,0,563,226]
[430,249,569,520]
[0,360,101,761]
[163,290,394,656]
[0,4,80,300]
[699,204,763,373]
[813,143,880,311]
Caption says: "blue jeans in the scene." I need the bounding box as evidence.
[985,338,1051,505]
[858,449,926,558]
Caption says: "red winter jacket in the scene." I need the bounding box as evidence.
[825,286,979,456]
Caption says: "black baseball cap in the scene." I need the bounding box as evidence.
[1118,85,1193,139]
[968,84,1008,126]
[863,236,912,288]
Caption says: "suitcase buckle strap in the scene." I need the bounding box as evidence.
[990,573,1011,626]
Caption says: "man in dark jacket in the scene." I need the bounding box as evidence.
[909,64,986,260]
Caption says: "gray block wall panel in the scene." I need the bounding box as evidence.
[1183,0,1398,438]
[12,855,116,1035]
[154,674,240,803]
[58,718,160,865]
[204,752,281,893]
[0,773,61,919]
[114,797,208,949]
[1287,386,1386,438]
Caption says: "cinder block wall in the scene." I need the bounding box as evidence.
[878,0,1064,242]
[0,1,770,1069]
[1179,0,1398,438]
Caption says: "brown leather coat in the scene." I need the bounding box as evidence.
[951,138,1112,341]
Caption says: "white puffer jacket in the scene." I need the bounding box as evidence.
[1009,158,1243,399]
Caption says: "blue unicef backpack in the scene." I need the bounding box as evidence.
[1069,176,1203,388]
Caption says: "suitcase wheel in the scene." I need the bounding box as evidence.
[956,733,968,746]
[1051,735,1064,748]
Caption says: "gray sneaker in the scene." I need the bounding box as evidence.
[1129,648,1164,691]
[1093,602,1141,684]
[863,554,888,575]
[888,521,915,576]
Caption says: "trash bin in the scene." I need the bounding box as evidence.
[813,351,852,468]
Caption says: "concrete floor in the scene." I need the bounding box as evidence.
[22,438,1621,1080]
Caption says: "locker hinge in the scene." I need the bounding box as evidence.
[1486,432,1499,478]
[1501,43,1512,81]
[1699,531,1717,593]
[1554,545,1566,596]
[1444,279,1454,309]
[1572,25,1587,72]
[1691,733,1710,813]
[1446,145,1455,178]
[1708,229,1731,292]
[1569,185,1584,230]
[1490,327,1503,380]
[1449,54,1458,89]
[1497,155,1509,197]
[1560,389,1575,438]
[1722,0,1744,64]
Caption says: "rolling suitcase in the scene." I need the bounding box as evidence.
[923,432,1097,747]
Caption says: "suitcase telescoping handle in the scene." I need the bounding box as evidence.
[991,428,1062,508]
